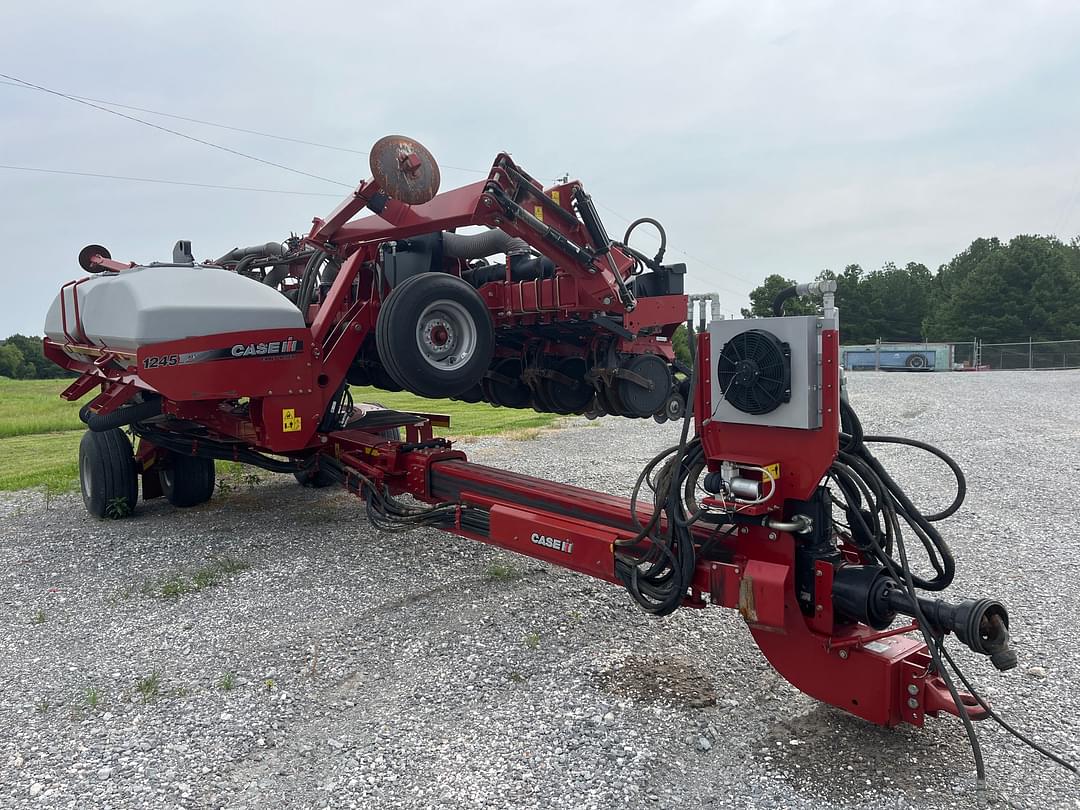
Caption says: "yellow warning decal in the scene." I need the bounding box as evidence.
[550,190,561,204]
[762,463,780,482]
[282,408,302,433]
[533,205,544,221]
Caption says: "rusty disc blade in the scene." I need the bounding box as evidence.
[369,135,441,206]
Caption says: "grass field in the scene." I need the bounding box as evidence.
[0,377,558,493]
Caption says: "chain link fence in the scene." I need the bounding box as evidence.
[971,339,1080,370]
[847,340,1080,370]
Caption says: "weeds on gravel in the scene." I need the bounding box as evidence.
[509,671,529,683]
[35,698,50,714]
[136,672,161,703]
[104,496,131,519]
[485,562,522,581]
[524,631,540,649]
[146,556,251,599]
[84,686,104,709]
[219,672,236,691]
[31,608,45,624]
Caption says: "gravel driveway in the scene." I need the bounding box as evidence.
[2,371,1078,809]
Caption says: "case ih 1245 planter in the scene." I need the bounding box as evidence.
[43,136,1042,782]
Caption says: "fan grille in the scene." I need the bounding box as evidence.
[716,329,792,415]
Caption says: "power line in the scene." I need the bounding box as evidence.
[0,73,354,188]
[0,78,489,176]
[0,74,747,303]
[0,164,342,197]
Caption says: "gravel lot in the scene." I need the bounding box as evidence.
[2,371,1079,809]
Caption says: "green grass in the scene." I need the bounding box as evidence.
[0,377,85,437]
[347,386,557,437]
[0,377,559,493]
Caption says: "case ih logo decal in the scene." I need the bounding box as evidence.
[143,337,303,369]
[230,337,301,358]
[531,532,573,554]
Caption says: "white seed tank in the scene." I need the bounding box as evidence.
[44,265,305,356]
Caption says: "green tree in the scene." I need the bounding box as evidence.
[923,235,1080,342]
[0,335,70,379]
[0,342,24,378]
[671,324,692,367]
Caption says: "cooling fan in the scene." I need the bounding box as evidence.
[716,329,792,415]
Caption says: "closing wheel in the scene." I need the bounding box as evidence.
[376,273,494,399]
[616,354,673,418]
[159,452,216,507]
[79,428,138,519]
[541,358,593,414]
[482,358,531,409]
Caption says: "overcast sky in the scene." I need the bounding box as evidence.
[3,1,1080,335]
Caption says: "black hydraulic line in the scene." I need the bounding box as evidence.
[621,217,667,267]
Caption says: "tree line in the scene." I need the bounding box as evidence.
[741,234,1080,345]
[0,334,71,379]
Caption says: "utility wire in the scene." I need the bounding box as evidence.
[593,198,749,303]
[0,164,342,197]
[0,72,354,188]
[1,73,747,305]
[0,77,488,175]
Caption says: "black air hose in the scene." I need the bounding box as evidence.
[215,242,284,264]
[771,285,798,316]
[80,397,162,432]
[441,229,529,259]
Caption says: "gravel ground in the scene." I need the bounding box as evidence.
[2,370,1079,810]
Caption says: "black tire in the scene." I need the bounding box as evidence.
[294,466,337,488]
[79,429,138,519]
[159,452,216,507]
[375,273,494,398]
[906,354,928,370]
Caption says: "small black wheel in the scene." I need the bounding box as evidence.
[375,273,494,398]
[159,452,215,507]
[655,393,685,423]
[616,354,672,418]
[79,429,138,519]
[906,354,928,370]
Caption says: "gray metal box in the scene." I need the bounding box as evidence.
[708,316,822,430]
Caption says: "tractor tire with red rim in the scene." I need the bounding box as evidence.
[375,273,494,399]
[79,428,139,519]
[159,452,216,507]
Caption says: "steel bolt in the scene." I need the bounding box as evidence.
[907,684,919,695]
[768,532,777,541]
[838,649,849,660]
[815,569,823,578]
[907,697,919,709]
